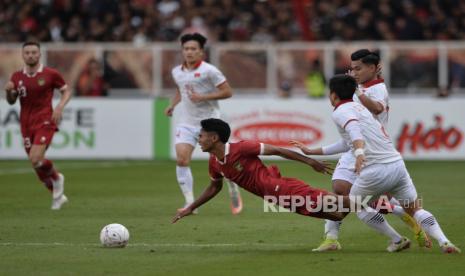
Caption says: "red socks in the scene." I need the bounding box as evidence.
[34,159,59,192]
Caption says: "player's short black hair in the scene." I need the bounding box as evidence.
[351,49,379,66]
[22,41,41,49]
[201,118,231,143]
[329,74,357,100]
[180,33,207,49]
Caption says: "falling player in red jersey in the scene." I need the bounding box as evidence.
[4,41,72,210]
[172,118,347,224]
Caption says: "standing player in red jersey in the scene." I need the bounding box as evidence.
[4,41,72,210]
[172,118,347,224]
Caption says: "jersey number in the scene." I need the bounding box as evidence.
[18,81,27,97]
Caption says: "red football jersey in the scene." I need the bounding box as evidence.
[209,141,270,197]
[209,141,330,217]
[10,64,66,134]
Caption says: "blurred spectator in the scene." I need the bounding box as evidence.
[449,52,465,89]
[437,86,450,98]
[278,80,292,98]
[3,0,465,42]
[277,51,296,97]
[75,58,109,97]
[103,51,138,89]
[305,59,326,98]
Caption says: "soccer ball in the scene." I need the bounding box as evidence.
[100,223,130,248]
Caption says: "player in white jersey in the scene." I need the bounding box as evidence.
[292,50,429,252]
[165,33,242,215]
[327,75,460,253]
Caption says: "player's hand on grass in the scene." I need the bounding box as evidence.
[172,207,193,224]
[308,159,334,175]
[165,106,174,117]
[289,140,312,155]
[355,155,365,175]
[52,106,64,125]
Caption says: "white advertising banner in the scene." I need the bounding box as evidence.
[173,98,465,160]
[173,99,341,160]
[388,99,464,160]
[0,99,153,159]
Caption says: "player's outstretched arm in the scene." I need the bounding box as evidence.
[262,144,333,175]
[52,85,72,125]
[290,139,350,156]
[172,179,223,223]
[4,81,18,105]
[355,88,384,115]
[289,140,323,155]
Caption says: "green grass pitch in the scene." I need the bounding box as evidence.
[1,160,464,275]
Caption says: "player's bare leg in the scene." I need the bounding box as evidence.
[175,143,198,214]
[29,144,67,210]
[226,180,242,215]
[402,199,460,254]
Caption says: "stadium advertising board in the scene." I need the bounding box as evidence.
[388,99,464,160]
[179,99,338,160]
[0,99,153,159]
[177,98,465,160]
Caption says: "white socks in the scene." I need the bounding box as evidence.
[414,209,449,246]
[176,165,194,204]
[389,197,407,217]
[357,207,402,243]
[325,207,403,243]
[325,219,342,240]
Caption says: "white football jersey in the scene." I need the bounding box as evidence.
[338,79,390,170]
[172,61,226,127]
[332,101,401,167]
[353,79,389,128]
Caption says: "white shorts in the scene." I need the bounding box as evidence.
[175,124,201,147]
[332,166,357,184]
[349,160,418,205]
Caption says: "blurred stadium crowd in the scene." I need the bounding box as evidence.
[1,0,464,43]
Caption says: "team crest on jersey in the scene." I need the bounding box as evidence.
[233,161,243,172]
[194,73,201,78]
[40,136,47,143]
[38,77,45,86]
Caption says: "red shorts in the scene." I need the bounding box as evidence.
[263,165,332,218]
[23,125,56,154]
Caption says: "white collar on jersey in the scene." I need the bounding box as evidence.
[23,64,44,77]
[216,143,230,165]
